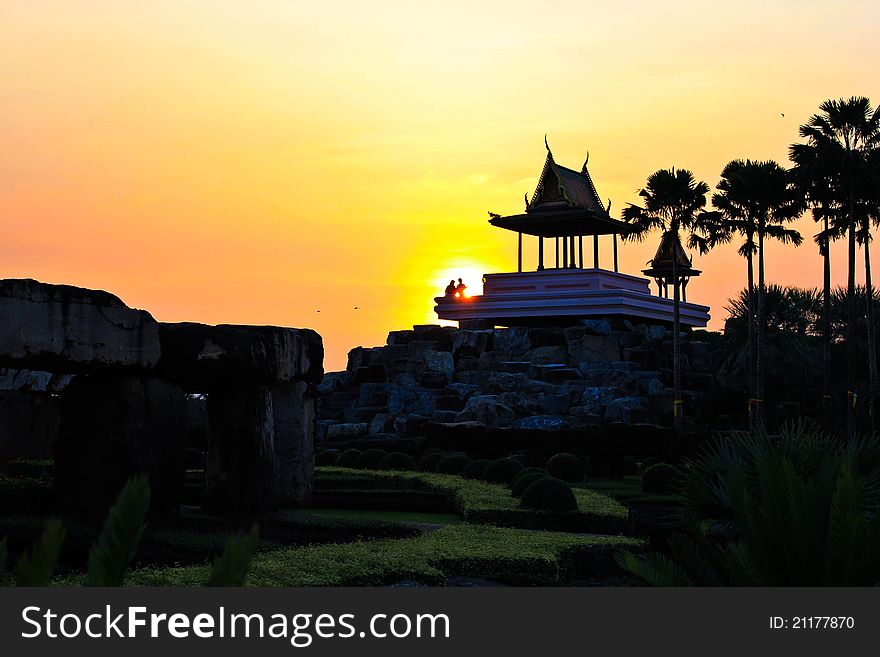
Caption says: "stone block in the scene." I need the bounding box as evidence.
[0,279,160,374]
[271,381,315,506]
[492,327,531,355]
[455,395,516,427]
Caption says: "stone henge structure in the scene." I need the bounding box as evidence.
[0,278,322,518]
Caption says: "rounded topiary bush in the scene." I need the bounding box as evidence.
[621,456,640,476]
[378,452,416,471]
[520,477,578,512]
[511,471,552,498]
[315,449,340,467]
[482,458,525,484]
[418,451,445,472]
[545,453,584,482]
[462,459,490,480]
[336,448,362,468]
[355,448,388,470]
[640,457,657,473]
[435,454,472,475]
[510,467,549,487]
[641,463,679,494]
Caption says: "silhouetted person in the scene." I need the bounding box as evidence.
[445,280,457,297]
[455,278,467,299]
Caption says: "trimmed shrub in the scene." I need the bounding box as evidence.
[2,458,54,479]
[520,477,578,512]
[641,463,679,494]
[336,449,362,468]
[355,448,388,470]
[510,467,549,487]
[435,455,472,475]
[315,450,340,467]
[418,451,445,472]
[511,471,552,499]
[546,453,584,482]
[482,458,524,485]
[640,457,657,473]
[621,457,640,476]
[378,452,417,471]
[462,459,490,480]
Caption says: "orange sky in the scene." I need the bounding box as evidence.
[2,1,879,370]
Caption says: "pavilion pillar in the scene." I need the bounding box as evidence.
[555,238,560,268]
[538,237,544,270]
[613,234,619,272]
[593,234,599,269]
[569,236,576,269]
[578,235,583,268]
[517,232,522,273]
[682,278,688,302]
[562,237,568,268]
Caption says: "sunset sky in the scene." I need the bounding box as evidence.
[2,1,879,370]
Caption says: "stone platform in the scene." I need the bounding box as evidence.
[434,269,710,328]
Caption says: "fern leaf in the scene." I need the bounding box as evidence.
[0,538,10,587]
[616,550,693,587]
[15,518,65,587]
[84,475,151,587]
[206,525,259,587]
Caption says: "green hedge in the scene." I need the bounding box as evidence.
[123,523,642,587]
[315,468,628,533]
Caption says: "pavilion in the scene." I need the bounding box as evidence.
[434,141,710,328]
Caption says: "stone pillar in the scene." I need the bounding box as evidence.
[538,236,544,270]
[55,375,185,520]
[205,387,279,516]
[517,232,522,272]
[613,233,619,272]
[593,234,599,269]
[271,381,315,506]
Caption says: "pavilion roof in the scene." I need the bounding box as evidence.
[642,230,701,276]
[488,145,628,237]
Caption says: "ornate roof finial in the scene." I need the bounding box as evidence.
[582,151,590,171]
[544,133,551,154]
[606,198,612,213]
[524,192,530,210]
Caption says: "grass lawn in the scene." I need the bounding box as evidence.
[283,507,460,526]
[581,476,684,507]
[120,523,643,587]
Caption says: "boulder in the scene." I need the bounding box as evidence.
[604,396,647,423]
[358,382,390,407]
[446,383,481,400]
[579,318,613,335]
[393,414,428,436]
[317,370,353,395]
[423,350,454,376]
[158,323,323,391]
[418,371,450,388]
[204,386,278,515]
[347,346,384,371]
[579,386,618,414]
[385,384,438,416]
[456,395,516,427]
[370,413,395,434]
[513,415,570,431]
[0,279,160,374]
[564,328,620,363]
[486,371,530,393]
[452,330,493,357]
[0,367,73,393]
[497,361,531,374]
[55,375,185,518]
[527,327,566,347]
[492,327,531,355]
[408,341,441,359]
[271,381,315,506]
[524,346,569,365]
[325,422,370,442]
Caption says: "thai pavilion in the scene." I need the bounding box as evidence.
[434,142,710,328]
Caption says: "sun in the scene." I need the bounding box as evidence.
[432,262,486,299]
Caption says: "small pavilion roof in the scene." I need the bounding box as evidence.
[642,230,701,277]
[488,145,628,237]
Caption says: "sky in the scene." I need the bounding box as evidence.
[2,0,879,371]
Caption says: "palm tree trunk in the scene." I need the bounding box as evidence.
[747,246,756,428]
[865,216,877,432]
[673,241,682,429]
[756,232,766,421]
[822,213,832,435]
[847,193,857,436]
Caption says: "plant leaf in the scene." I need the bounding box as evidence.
[84,475,151,587]
[15,518,65,587]
[206,525,259,587]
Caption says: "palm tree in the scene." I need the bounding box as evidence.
[856,148,880,425]
[790,138,845,433]
[707,160,802,421]
[799,97,880,434]
[621,168,710,427]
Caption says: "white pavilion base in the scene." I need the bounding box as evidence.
[435,268,710,327]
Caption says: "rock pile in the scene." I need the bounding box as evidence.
[318,320,720,446]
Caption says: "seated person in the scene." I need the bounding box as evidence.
[454,278,467,298]
[444,280,457,297]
